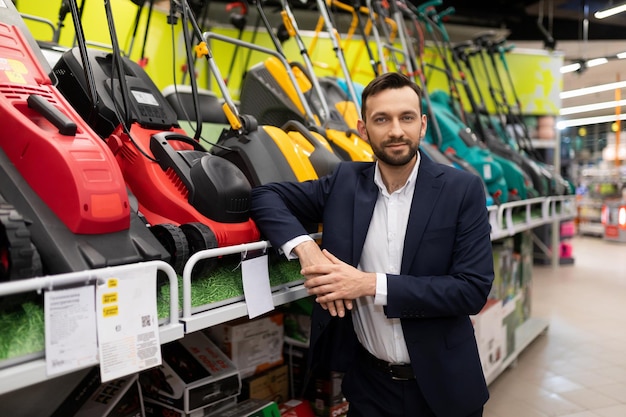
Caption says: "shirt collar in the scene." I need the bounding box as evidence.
[373,151,421,196]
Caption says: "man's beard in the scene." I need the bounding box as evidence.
[370,138,419,166]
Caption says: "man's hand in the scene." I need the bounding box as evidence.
[293,241,353,317]
[302,249,376,306]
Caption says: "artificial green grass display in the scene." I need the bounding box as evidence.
[156,254,303,317]
[0,255,303,364]
[0,301,45,362]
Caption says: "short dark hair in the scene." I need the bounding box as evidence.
[360,72,424,120]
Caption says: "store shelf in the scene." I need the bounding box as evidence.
[0,196,576,397]
[576,197,604,236]
[0,261,183,395]
[578,222,605,236]
[180,240,308,334]
[489,195,577,241]
[178,197,577,334]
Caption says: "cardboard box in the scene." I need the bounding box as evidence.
[220,398,281,417]
[279,399,315,417]
[139,332,240,414]
[240,364,289,404]
[311,372,348,417]
[205,312,284,379]
[51,368,145,417]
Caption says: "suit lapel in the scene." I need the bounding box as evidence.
[401,155,445,273]
[352,165,378,266]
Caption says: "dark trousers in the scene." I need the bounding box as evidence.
[341,361,483,417]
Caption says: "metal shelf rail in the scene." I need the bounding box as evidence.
[489,195,577,240]
[181,240,308,334]
[0,261,182,395]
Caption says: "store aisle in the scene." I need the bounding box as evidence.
[484,235,626,417]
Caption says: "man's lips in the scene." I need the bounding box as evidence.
[386,141,409,149]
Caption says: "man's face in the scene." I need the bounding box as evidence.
[357,86,427,167]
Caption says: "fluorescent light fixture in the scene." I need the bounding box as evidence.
[618,52,626,59]
[560,62,581,73]
[586,57,609,67]
[560,99,626,116]
[594,2,626,19]
[557,113,626,129]
[561,80,626,99]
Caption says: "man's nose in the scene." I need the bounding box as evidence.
[389,119,404,137]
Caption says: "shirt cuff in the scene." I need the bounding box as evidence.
[281,235,315,260]
[374,273,388,305]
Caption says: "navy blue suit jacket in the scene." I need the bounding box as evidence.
[250,152,494,416]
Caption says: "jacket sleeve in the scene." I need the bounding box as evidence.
[250,167,339,250]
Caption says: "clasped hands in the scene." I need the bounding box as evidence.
[293,240,376,318]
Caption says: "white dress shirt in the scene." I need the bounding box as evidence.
[282,155,421,364]
[353,156,419,364]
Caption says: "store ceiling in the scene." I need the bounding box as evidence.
[432,0,626,133]
[199,0,625,133]
[181,0,626,133]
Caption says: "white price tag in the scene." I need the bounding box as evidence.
[241,254,274,319]
[44,285,98,376]
[96,264,162,382]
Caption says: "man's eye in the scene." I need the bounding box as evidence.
[374,117,387,123]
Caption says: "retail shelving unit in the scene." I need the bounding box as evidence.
[484,195,576,383]
[577,197,605,236]
[0,261,183,395]
[0,196,577,404]
[577,166,626,236]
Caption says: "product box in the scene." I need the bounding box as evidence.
[220,398,281,417]
[51,367,145,417]
[283,341,309,399]
[205,312,284,379]
[490,239,514,301]
[283,299,313,346]
[139,331,241,415]
[311,371,348,417]
[471,298,506,382]
[143,397,237,417]
[279,399,315,417]
[240,364,289,404]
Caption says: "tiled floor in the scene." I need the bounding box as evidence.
[484,235,626,417]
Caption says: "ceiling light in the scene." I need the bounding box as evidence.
[557,113,626,129]
[594,3,626,19]
[560,99,626,116]
[617,52,626,59]
[560,63,581,74]
[586,57,609,67]
[561,81,626,99]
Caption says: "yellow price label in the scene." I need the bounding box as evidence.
[103,305,119,317]
[102,292,118,304]
[107,278,118,288]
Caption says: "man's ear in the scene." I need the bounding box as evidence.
[357,120,368,142]
[420,114,428,139]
